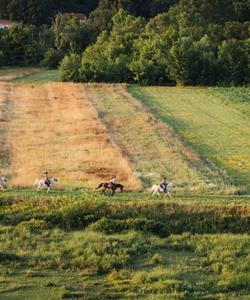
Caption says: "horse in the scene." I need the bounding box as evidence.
[34,177,58,193]
[96,182,124,196]
[149,182,174,198]
[0,176,7,191]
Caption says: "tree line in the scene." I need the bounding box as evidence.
[0,0,249,85]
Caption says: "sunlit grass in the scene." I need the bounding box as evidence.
[0,82,140,190]
[129,86,250,193]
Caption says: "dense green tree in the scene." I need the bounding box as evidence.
[5,0,57,25]
[81,9,145,82]
[218,39,249,85]
[0,24,52,65]
[0,0,99,25]
[52,13,95,54]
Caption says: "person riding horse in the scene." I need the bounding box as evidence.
[109,175,116,189]
[44,171,51,187]
[160,177,169,193]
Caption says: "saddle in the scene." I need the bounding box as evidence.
[45,179,51,187]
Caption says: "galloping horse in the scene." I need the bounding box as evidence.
[34,177,58,193]
[96,182,124,196]
[149,182,174,198]
[0,176,7,191]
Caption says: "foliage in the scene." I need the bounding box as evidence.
[0,190,249,298]
[0,24,53,66]
[60,53,81,82]
[81,9,145,82]
[42,48,64,69]
[0,0,99,25]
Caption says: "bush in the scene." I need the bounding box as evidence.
[16,219,47,233]
[91,217,169,237]
[42,48,64,69]
[59,54,81,82]
[91,217,127,234]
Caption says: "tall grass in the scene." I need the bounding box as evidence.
[0,82,140,190]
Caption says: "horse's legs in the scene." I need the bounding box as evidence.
[167,191,172,199]
[0,184,4,191]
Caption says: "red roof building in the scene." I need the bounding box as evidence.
[0,19,14,29]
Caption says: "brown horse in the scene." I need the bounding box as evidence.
[96,182,124,196]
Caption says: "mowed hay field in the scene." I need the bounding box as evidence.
[129,86,250,193]
[0,79,249,193]
[0,82,140,189]
[86,84,244,194]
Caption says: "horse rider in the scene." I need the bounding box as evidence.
[109,175,116,189]
[44,171,51,187]
[160,177,169,193]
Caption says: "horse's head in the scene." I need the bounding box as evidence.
[51,177,58,183]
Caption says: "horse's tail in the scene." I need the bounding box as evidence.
[96,183,104,189]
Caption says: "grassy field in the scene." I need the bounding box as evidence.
[0,82,140,189]
[13,70,60,83]
[0,68,249,299]
[0,190,249,300]
[0,68,44,81]
[129,86,250,193]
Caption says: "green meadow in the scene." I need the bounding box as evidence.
[0,69,249,299]
[129,86,250,193]
[0,190,249,300]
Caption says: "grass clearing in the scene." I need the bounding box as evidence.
[13,70,60,83]
[0,68,43,81]
[129,86,250,193]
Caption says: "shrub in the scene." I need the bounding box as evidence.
[90,217,127,234]
[16,219,47,233]
[42,48,64,69]
[60,54,81,82]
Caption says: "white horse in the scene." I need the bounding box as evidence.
[149,182,174,198]
[0,176,7,191]
[34,177,58,193]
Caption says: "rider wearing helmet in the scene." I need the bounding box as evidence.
[160,177,168,193]
[44,171,51,187]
